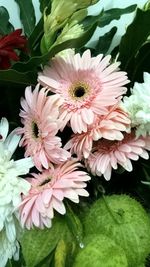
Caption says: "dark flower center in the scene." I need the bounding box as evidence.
[74,86,86,98]
[32,122,39,138]
[69,81,90,100]
[40,178,51,186]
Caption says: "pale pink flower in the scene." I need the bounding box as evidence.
[38,50,129,133]
[65,105,131,159]
[19,160,90,229]
[18,84,70,170]
[86,132,150,181]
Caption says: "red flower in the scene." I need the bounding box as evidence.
[0,29,28,69]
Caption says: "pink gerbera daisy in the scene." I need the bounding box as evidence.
[65,105,131,159]
[38,50,129,133]
[18,84,70,170]
[86,132,150,181]
[19,160,90,229]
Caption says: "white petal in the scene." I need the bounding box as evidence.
[0,117,9,141]
[15,157,34,175]
[5,131,21,157]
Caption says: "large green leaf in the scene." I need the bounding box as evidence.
[19,216,67,267]
[118,8,150,73]
[98,5,137,27]
[0,69,37,85]
[14,0,36,37]
[12,22,97,73]
[95,26,117,54]
[0,6,14,35]
[82,5,136,29]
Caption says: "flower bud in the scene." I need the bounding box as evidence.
[54,22,84,46]
[144,0,150,10]
[41,0,97,53]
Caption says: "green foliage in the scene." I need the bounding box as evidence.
[0,69,37,85]
[0,2,138,87]
[131,42,150,82]
[118,8,150,82]
[11,22,97,73]
[35,252,54,267]
[73,234,128,267]
[31,1,52,55]
[0,6,14,35]
[83,194,150,266]
[65,204,84,247]
[54,239,67,267]
[82,5,136,29]
[14,0,36,37]
[0,14,97,87]
[28,17,44,55]
[94,26,117,54]
[82,4,136,56]
[98,5,137,27]
[39,0,51,13]
[19,216,67,267]
[18,212,80,267]
[6,261,12,267]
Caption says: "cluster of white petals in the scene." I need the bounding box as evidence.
[122,72,150,137]
[0,118,33,266]
[0,229,19,267]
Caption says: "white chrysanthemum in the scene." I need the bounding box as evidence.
[0,229,19,267]
[122,72,150,137]
[0,117,34,265]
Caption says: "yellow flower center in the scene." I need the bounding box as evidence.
[69,82,90,100]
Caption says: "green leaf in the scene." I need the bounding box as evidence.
[0,69,37,85]
[82,5,136,29]
[29,1,52,55]
[0,6,14,35]
[19,216,67,267]
[6,260,12,267]
[118,8,150,72]
[131,42,150,82]
[6,258,25,267]
[65,204,84,247]
[6,255,25,267]
[12,22,97,73]
[14,0,36,37]
[39,0,52,13]
[28,17,44,55]
[95,27,117,54]
[98,5,137,27]
[35,252,54,267]
[54,239,67,267]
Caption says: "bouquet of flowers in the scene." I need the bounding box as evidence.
[1,0,150,266]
